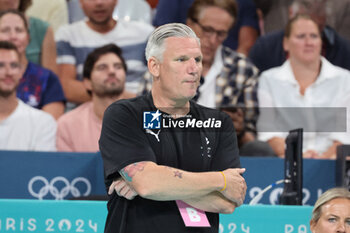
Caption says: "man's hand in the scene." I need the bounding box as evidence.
[108,178,138,200]
[220,168,247,206]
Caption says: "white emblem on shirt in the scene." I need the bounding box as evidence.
[145,129,161,142]
[151,110,162,122]
[201,137,212,158]
[27,95,39,107]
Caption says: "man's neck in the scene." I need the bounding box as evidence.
[86,19,117,33]
[151,90,190,118]
[92,91,135,120]
[0,95,18,122]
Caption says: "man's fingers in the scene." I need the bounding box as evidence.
[108,180,118,195]
[124,189,138,200]
[108,179,124,195]
[118,185,128,197]
[234,168,246,174]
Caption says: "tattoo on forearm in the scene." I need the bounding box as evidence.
[173,170,183,178]
[120,162,146,182]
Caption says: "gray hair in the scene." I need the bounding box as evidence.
[311,187,350,223]
[145,23,200,62]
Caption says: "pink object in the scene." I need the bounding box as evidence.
[175,200,211,227]
[56,102,102,152]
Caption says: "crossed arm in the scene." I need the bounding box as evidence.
[108,161,246,214]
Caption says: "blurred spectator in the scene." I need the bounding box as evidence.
[0,41,56,151]
[113,0,152,24]
[0,0,58,74]
[249,0,350,73]
[55,0,153,108]
[153,0,259,56]
[67,0,154,24]
[0,10,65,120]
[252,0,292,34]
[254,0,350,42]
[146,0,158,9]
[56,44,135,152]
[141,0,274,156]
[26,0,69,33]
[257,14,350,159]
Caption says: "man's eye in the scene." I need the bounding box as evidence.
[176,57,187,62]
[195,57,202,63]
[10,63,20,69]
[96,64,107,71]
[114,64,123,69]
[202,26,215,34]
[328,218,336,223]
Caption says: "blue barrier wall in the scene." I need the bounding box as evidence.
[0,151,335,204]
[0,199,313,233]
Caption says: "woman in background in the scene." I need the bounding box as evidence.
[257,14,350,159]
[0,10,65,119]
[310,187,350,232]
[0,0,57,74]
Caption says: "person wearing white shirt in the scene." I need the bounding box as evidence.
[0,41,56,151]
[257,14,350,159]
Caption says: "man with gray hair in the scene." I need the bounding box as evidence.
[99,23,246,233]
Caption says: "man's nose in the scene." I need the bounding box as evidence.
[188,58,200,74]
[208,33,219,45]
[5,65,16,75]
[107,65,117,74]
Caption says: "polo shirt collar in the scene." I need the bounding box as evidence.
[278,56,337,85]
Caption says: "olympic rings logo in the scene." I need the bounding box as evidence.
[28,176,91,200]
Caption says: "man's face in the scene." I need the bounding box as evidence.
[85,52,126,97]
[151,37,203,102]
[310,198,350,233]
[187,6,233,64]
[0,49,22,97]
[80,0,117,25]
[283,18,322,65]
[0,13,29,54]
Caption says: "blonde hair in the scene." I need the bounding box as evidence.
[311,187,350,223]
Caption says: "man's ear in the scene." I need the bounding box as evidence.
[83,78,92,92]
[148,57,160,78]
